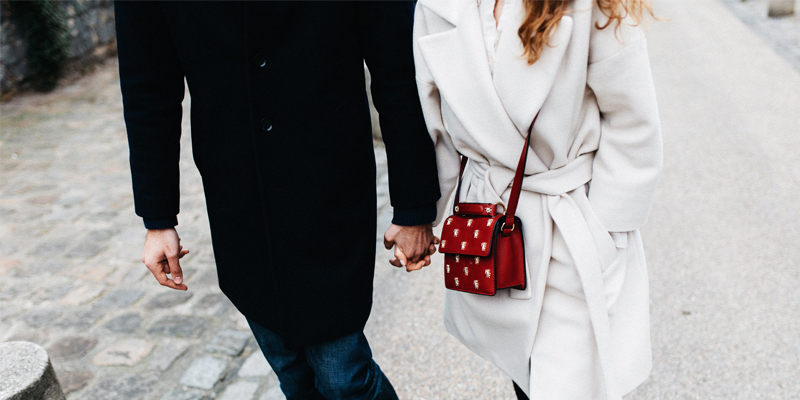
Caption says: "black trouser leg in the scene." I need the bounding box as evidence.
[513,381,529,400]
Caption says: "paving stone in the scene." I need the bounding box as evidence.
[65,241,106,258]
[21,309,61,328]
[67,263,116,282]
[206,329,251,356]
[104,264,135,285]
[148,341,190,371]
[0,286,22,301]
[0,258,19,277]
[33,284,73,301]
[48,336,98,360]
[83,211,120,224]
[55,195,86,206]
[42,208,82,222]
[13,259,70,278]
[95,288,144,308]
[54,308,105,329]
[82,373,159,400]
[191,270,219,286]
[27,240,70,257]
[160,388,206,400]
[219,381,259,400]
[58,370,94,394]
[0,242,23,258]
[233,311,251,330]
[5,209,48,224]
[123,265,149,283]
[191,292,233,316]
[238,350,273,378]
[60,285,105,305]
[28,193,60,205]
[86,228,120,242]
[92,338,154,366]
[260,386,288,400]
[103,313,143,333]
[0,321,11,342]
[145,290,194,309]
[147,316,208,338]
[0,304,21,321]
[41,259,71,273]
[179,356,227,390]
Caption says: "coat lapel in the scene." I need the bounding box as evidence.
[417,0,574,137]
[416,0,519,141]
[492,1,573,134]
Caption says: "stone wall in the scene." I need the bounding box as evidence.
[0,0,116,96]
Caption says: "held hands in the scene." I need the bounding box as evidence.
[383,223,440,272]
[142,228,190,291]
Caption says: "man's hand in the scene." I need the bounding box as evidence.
[142,228,189,290]
[383,223,439,272]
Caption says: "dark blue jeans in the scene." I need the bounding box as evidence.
[248,319,399,400]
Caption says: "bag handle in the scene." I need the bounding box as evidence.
[452,111,541,237]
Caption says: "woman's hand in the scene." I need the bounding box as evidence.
[383,223,440,272]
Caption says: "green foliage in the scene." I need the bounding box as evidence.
[10,0,68,91]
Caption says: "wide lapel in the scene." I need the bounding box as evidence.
[416,0,521,144]
[492,0,573,134]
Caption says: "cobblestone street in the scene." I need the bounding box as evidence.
[0,61,288,400]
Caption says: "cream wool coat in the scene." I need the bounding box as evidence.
[413,0,663,399]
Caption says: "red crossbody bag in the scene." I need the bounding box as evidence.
[437,113,540,295]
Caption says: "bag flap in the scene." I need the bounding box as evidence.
[438,214,501,256]
[453,203,499,216]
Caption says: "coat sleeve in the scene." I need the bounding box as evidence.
[585,10,664,232]
[356,1,441,226]
[413,4,462,227]
[115,1,185,229]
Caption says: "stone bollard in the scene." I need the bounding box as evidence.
[768,0,795,17]
[0,342,65,400]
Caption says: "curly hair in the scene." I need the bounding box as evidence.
[518,0,655,64]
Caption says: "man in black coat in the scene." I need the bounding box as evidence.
[114,2,441,399]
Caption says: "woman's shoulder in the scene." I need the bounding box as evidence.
[583,0,648,64]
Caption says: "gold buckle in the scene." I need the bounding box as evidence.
[500,221,515,232]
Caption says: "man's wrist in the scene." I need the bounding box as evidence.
[143,216,178,230]
[392,203,436,227]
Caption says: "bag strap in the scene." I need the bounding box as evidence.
[452,111,541,236]
[453,157,469,206]
[503,111,539,236]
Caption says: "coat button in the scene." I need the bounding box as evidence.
[260,118,273,132]
[254,53,267,68]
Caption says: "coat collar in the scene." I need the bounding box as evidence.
[417,0,573,135]
[418,0,462,27]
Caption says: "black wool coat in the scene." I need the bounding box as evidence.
[115,1,440,348]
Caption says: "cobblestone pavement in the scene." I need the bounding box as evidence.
[0,62,287,400]
[719,0,800,71]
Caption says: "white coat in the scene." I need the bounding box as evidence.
[413,0,663,398]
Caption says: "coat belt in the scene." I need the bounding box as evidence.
[466,153,621,400]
